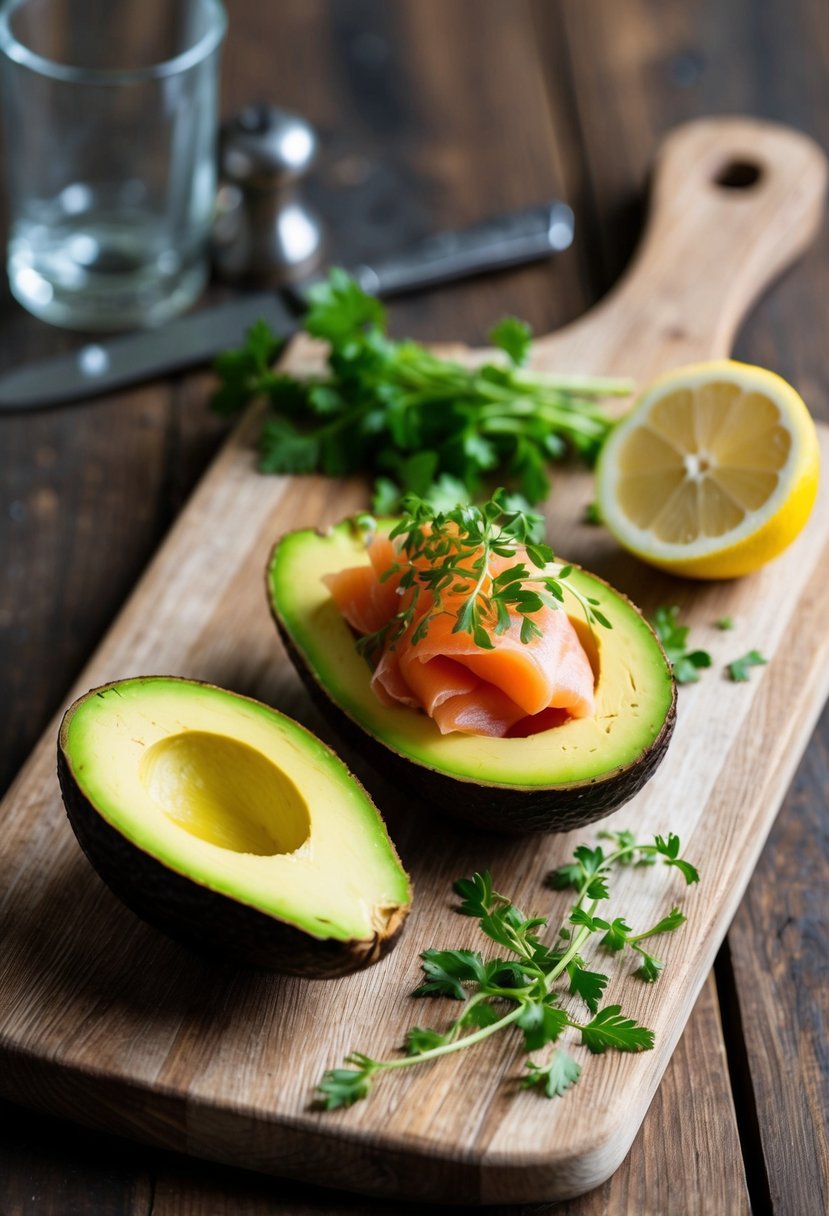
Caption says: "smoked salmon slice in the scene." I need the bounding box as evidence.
[325,534,596,737]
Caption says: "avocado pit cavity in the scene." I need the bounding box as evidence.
[140,731,311,857]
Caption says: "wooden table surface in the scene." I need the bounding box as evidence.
[1,2,826,1213]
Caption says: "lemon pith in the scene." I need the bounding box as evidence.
[596,360,820,579]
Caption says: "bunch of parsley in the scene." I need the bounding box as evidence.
[211,270,632,512]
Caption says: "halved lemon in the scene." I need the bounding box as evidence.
[596,360,820,579]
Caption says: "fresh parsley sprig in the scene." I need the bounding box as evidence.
[316,829,698,1110]
[211,269,632,511]
[357,489,611,660]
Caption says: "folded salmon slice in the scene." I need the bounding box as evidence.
[325,534,596,737]
[403,604,594,718]
[323,564,401,635]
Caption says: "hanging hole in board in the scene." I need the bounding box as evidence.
[714,160,763,189]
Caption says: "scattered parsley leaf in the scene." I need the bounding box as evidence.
[634,952,665,983]
[547,860,584,891]
[453,871,494,919]
[716,616,734,630]
[727,649,768,682]
[584,501,603,525]
[636,907,687,938]
[316,1056,376,1110]
[651,605,712,684]
[523,1050,582,1097]
[460,1001,502,1030]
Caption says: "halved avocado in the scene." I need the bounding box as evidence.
[57,677,411,975]
[267,522,676,834]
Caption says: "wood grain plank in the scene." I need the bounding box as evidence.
[724,730,829,1216]
[0,975,744,1216]
[534,6,829,1209]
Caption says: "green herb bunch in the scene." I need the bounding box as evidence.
[211,270,632,512]
[358,490,611,661]
[317,829,698,1109]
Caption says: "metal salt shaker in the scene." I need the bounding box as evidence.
[212,103,324,283]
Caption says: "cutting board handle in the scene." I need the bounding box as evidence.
[533,116,828,379]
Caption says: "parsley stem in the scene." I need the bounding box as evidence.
[376,1004,527,1072]
[508,369,634,396]
[545,898,601,992]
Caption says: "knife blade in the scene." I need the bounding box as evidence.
[0,201,573,412]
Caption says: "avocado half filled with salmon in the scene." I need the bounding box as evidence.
[267,520,676,833]
[58,677,411,974]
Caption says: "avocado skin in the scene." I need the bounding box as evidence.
[57,742,407,978]
[273,611,678,835]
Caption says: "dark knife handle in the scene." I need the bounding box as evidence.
[292,201,574,304]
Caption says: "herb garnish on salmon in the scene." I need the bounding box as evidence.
[325,493,611,738]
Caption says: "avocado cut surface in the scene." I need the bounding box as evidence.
[58,677,411,974]
[268,522,676,833]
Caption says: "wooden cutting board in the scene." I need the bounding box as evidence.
[1,117,827,1206]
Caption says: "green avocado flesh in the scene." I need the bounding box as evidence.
[268,522,675,814]
[58,677,411,973]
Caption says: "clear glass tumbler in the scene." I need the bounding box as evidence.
[0,0,226,329]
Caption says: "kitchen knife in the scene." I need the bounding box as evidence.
[0,201,574,412]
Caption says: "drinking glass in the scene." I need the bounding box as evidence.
[0,0,226,329]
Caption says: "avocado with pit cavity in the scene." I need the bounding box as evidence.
[267,521,676,833]
[57,677,412,975]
